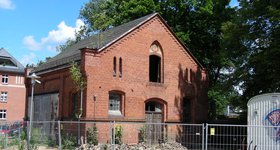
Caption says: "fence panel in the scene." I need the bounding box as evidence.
[0,121,26,149]
[60,121,204,150]
[206,124,248,150]
[2,121,280,150]
[30,121,60,149]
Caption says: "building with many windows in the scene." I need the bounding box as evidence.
[26,13,208,143]
[0,48,26,121]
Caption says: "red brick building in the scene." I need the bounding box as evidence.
[27,13,208,124]
[0,48,26,122]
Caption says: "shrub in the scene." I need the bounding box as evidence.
[17,139,26,150]
[62,134,76,149]
[46,138,56,147]
[87,123,98,145]
[138,125,147,143]
[30,127,42,145]
[114,125,123,144]
[0,136,6,149]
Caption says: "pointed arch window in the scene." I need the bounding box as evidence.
[149,42,163,83]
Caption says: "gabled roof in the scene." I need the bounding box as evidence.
[0,48,25,74]
[35,12,204,74]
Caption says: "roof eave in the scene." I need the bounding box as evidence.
[97,13,158,53]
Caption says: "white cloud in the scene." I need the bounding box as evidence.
[0,0,15,10]
[23,19,84,51]
[41,21,75,43]
[20,52,36,66]
[46,45,56,51]
[23,36,42,51]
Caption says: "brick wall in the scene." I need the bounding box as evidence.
[0,71,26,121]
[28,16,208,124]
[82,17,208,123]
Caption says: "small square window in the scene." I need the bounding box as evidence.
[0,92,8,102]
[109,93,121,111]
[109,92,123,116]
[0,110,7,120]
[2,74,8,84]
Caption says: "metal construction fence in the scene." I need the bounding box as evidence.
[0,121,279,150]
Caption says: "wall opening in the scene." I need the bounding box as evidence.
[113,57,116,77]
[183,98,191,123]
[149,55,161,83]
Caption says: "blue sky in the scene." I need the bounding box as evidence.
[0,0,88,66]
[0,0,239,66]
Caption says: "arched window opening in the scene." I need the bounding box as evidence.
[119,57,122,77]
[113,57,116,77]
[149,55,161,83]
[145,101,162,112]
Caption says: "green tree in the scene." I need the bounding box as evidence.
[222,0,280,109]
[69,62,86,145]
[157,0,236,117]
[79,0,157,33]
[69,62,86,118]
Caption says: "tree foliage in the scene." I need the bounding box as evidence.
[79,0,157,33]
[69,62,86,118]
[69,62,86,91]
[222,0,280,109]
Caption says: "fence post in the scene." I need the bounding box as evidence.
[202,124,205,150]
[4,122,7,149]
[27,121,30,150]
[112,121,116,150]
[78,119,81,145]
[18,126,21,140]
[205,123,208,150]
[58,121,62,150]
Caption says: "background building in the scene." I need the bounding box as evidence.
[0,48,26,122]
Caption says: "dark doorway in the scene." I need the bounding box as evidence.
[182,98,191,123]
[149,55,161,82]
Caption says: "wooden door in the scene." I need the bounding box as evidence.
[145,112,163,145]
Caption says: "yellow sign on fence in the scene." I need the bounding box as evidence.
[210,128,215,135]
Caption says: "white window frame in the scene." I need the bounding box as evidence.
[0,110,7,120]
[0,92,8,102]
[2,74,8,84]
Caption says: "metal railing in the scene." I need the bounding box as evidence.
[0,121,279,150]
